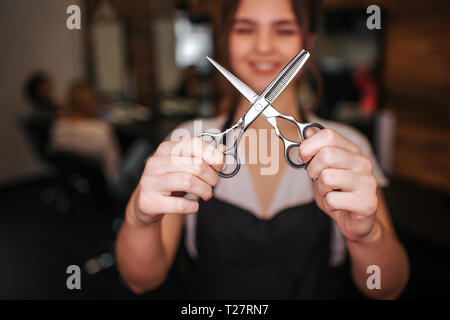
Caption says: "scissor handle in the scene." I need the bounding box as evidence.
[300,122,325,141]
[220,147,241,178]
[269,120,324,169]
[198,131,241,178]
[284,122,324,169]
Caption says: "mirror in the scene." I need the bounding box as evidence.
[91,1,127,100]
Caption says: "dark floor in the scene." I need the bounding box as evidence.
[0,175,449,299]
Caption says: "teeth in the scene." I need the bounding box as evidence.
[253,63,276,71]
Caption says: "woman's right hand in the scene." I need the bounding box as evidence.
[128,136,225,226]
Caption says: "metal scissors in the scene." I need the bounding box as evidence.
[199,50,324,178]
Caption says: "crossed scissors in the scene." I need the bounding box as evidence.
[199,50,324,178]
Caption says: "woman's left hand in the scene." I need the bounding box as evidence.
[298,128,379,242]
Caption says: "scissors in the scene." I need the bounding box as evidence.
[199,50,324,178]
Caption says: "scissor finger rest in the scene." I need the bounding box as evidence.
[198,132,222,148]
[283,122,325,169]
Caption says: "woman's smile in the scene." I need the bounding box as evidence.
[248,60,281,74]
[248,60,281,81]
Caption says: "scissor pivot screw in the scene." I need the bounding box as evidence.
[254,103,263,111]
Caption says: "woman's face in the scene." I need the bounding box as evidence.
[229,0,304,94]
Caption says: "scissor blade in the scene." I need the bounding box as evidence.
[206,56,259,104]
[262,50,310,104]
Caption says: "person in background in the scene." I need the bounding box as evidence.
[21,72,63,157]
[24,71,60,123]
[51,81,121,186]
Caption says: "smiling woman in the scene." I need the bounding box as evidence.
[115,0,409,300]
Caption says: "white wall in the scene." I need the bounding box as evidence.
[0,0,85,185]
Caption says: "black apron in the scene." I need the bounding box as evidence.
[190,107,332,299]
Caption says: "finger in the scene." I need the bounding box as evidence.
[174,136,225,168]
[214,144,227,172]
[306,147,373,180]
[299,128,360,164]
[315,173,334,198]
[323,190,378,216]
[316,168,378,197]
[144,171,213,201]
[146,156,219,187]
[155,137,225,170]
[150,194,199,214]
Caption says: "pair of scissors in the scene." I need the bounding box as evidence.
[199,50,324,178]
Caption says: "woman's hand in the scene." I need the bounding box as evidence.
[298,129,379,242]
[128,136,225,226]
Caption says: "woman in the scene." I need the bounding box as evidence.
[116,0,409,299]
[51,82,121,185]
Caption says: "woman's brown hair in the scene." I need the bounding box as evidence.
[215,0,324,115]
[67,81,100,118]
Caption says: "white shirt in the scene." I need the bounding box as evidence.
[51,118,121,185]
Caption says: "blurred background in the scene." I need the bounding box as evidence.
[0,0,449,299]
